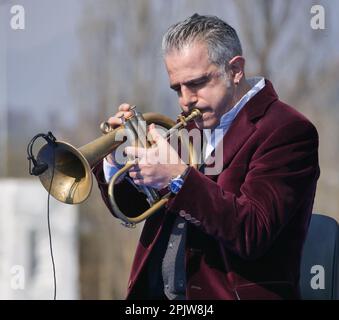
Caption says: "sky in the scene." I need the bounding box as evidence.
[1,0,338,130]
[1,0,82,127]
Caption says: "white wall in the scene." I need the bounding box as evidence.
[0,179,79,299]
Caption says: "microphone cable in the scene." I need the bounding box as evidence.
[47,145,57,300]
[27,132,57,300]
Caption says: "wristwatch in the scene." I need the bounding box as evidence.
[168,167,190,194]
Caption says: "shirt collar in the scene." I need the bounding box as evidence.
[218,76,265,130]
[203,77,265,161]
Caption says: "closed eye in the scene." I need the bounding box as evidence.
[170,75,210,95]
[186,76,209,89]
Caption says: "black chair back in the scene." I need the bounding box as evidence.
[300,214,338,299]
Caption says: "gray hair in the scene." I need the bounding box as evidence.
[162,14,242,67]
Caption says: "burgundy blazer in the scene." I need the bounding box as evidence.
[93,80,320,300]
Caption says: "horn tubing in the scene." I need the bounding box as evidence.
[107,109,202,226]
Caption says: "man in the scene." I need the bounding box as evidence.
[93,14,320,300]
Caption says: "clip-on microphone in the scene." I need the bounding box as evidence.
[27,131,56,176]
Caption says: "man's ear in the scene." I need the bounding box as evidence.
[228,56,245,85]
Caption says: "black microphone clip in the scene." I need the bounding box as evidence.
[27,132,57,176]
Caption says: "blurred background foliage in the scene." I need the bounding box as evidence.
[1,0,338,299]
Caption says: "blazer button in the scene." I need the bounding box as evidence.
[179,210,186,217]
[185,213,192,221]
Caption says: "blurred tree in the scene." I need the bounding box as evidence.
[234,0,293,77]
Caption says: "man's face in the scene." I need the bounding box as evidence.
[165,42,236,129]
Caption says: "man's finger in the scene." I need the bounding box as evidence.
[118,103,132,111]
[125,146,147,159]
[133,179,145,186]
[148,123,165,144]
[107,116,123,126]
[107,111,133,126]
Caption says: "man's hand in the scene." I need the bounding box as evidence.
[105,103,134,167]
[126,124,188,190]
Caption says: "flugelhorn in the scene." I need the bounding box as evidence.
[34,107,201,227]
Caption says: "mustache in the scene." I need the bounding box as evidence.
[183,106,209,117]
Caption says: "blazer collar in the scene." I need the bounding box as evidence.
[202,79,279,174]
[245,79,278,122]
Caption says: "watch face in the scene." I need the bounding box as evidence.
[170,178,184,194]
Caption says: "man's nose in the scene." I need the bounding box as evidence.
[180,86,198,108]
